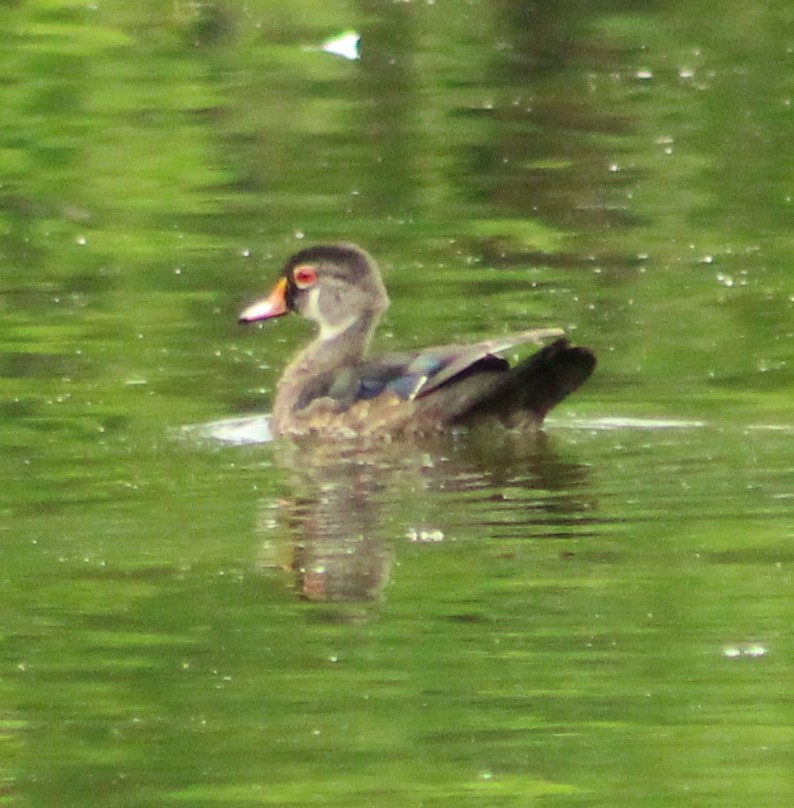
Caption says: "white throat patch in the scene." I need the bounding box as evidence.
[304,286,357,342]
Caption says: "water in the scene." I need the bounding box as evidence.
[2,1,793,806]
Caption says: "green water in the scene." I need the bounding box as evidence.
[2,1,793,806]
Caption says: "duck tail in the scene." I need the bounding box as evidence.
[460,338,596,425]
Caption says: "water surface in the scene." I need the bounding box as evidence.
[1,1,793,806]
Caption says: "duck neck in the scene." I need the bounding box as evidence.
[271,309,382,432]
[303,308,381,369]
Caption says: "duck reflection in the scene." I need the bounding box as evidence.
[253,430,594,603]
[257,446,394,603]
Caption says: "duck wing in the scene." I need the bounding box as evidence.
[301,328,593,425]
[405,328,565,400]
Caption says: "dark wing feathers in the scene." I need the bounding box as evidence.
[352,328,565,406]
[409,328,563,399]
[454,339,596,423]
[294,328,586,424]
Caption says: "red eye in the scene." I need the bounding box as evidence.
[293,265,317,289]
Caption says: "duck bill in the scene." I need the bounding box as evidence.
[239,277,289,323]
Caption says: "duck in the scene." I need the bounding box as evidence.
[239,244,595,439]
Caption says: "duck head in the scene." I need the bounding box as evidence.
[239,244,389,342]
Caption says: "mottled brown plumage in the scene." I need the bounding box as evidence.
[240,244,595,439]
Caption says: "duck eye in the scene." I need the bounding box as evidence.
[293,265,317,289]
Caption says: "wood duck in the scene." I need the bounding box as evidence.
[240,244,595,439]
